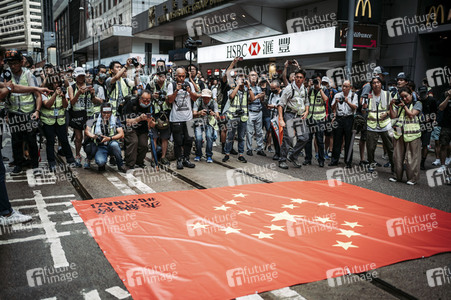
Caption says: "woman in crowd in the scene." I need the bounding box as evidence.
[389,87,422,185]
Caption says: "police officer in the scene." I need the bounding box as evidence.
[5,50,42,175]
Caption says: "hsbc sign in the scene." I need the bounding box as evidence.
[199,27,345,63]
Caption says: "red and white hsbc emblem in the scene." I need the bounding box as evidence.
[248,42,261,56]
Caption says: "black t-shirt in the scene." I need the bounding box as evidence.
[123,97,152,134]
[260,83,271,118]
[420,96,437,123]
[440,97,451,129]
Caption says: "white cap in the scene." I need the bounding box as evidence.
[321,76,330,84]
[73,67,86,78]
[201,89,212,98]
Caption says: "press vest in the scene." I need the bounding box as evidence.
[91,119,116,145]
[393,103,421,142]
[285,83,307,115]
[226,90,248,122]
[9,69,35,114]
[109,78,130,114]
[41,94,66,126]
[308,89,326,120]
[367,91,391,130]
[72,84,93,115]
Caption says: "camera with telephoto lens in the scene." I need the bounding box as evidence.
[130,57,139,68]
[158,90,166,103]
[233,108,245,117]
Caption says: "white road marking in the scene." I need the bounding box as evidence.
[0,232,71,245]
[33,190,69,268]
[103,173,136,195]
[82,289,102,300]
[10,194,76,202]
[41,298,57,300]
[105,286,131,299]
[118,172,156,194]
[270,287,307,300]
[14,202,72,210]
[236,294,265,300]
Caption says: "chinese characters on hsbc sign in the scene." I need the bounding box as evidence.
[198,27,345,63]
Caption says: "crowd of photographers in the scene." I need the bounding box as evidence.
[1,46,451,223]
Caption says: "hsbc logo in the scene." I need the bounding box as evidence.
[248,42,261,56]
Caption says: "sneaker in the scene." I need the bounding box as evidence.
[375,161,382,167]
[367,167,375,173]
[302,160,312,165]
[324,153,330,160]
[299,150,305,157]
[182,158,195,168]
[382,154,388,160]
[340,153,344,159]
[383,162,391,168]
[230,149,238,155]
[272,154,280,161]
[177,158,184,169]
[359,160,369,166]
[238,155,247,163]
[10,166,23,176]
[406,181,416,186]
[315,153,319,160]
[446,157,451,166]
[109,156,116,166]
[206,157,213,163]
[84,160,91,169]
[0,209,32,225]
[118,165,127,173]
[33,168,43,176]
[389,177,397,182]
[222,155,230,162]
[267,146,274,153]
[160,157,170,165]
[256,150,266,157]
[136,163,146,169]
[98,165,106,172]
[436,165,446,174]
[74,156,82,168]
[279,161,289,169]
[432,159,441,166]
[246,150,253,156]
[194,156,201,162]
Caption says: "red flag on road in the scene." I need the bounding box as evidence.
[73,181,451,299]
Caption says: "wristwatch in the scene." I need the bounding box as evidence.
[110,137,113,141]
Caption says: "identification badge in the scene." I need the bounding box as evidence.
[53,109,59,117]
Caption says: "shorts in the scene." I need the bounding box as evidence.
[421,130,432,147]
[151,126,171,140]
[324,117,333,137]
[359,128,367,141]
[431,126,441,141]
[439,127,451,146]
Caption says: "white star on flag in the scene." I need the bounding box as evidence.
[282,204,298,209]
[251,232,274,239]
[214,205,230,211]
[346,205,363,210]
[233,193,247,198]
[342,221,363,228]
[318,202,330,207]
[225,200,240,205]
[264,224,285,231]
[189,222,209,230]
[220,227,241,234]
[290,198,308,204]
[333,240,358,250]
[267,211,303,222]
[315,216,332,223]
[337,229,361,238]
[238,210,255,216]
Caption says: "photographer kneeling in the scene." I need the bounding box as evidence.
[123,90,155,169]
[84,103,125,172]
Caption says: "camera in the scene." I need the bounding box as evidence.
[233,108,245,117]
[394,98,402,105]
[60,86,66,95]
[181,82,190,90]
[130,57,139,68]
[158,90,166,103]
[313,79,319,85]
[339,96,345,103]
[2,70,12,81]
[95,135,104,145]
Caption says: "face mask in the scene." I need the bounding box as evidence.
[140,102,151,108]
[138,89,142,94]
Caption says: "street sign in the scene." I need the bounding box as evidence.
[336,23,378,49]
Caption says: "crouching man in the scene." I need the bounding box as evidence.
[84,103,125,172]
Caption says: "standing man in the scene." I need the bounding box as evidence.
[418,86,437,170]
[267,80,283,160]
[304,77,328,167]
[222,74,256,163]
[187,64,205,93]
[167,68,199,169]
[246,71,266,157]
[277,69,310,169]
[4,50,42,175]
[106,60,134,116]
[329,80,358,168]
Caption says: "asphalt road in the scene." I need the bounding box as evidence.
[0,131,450,300]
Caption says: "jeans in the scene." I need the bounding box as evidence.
[195,124,214,157]
[95,141,123,167]
[42,123,75,166]
[0,149,12,216]
[305,119,325,163]
[170,122,194,159]
[246,111,264,151]
[225,118,247,155]
[280,112,309,162]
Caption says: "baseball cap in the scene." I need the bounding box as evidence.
[73,67,86,78]
[321,76,330,84]
[396,72,407,80]
[5,49,23,61]
[201,89,212,98]
[418,86,428,94]
[373,66,389,76]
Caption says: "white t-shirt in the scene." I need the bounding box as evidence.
[332,91,358,116]
[167,81,195,122]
